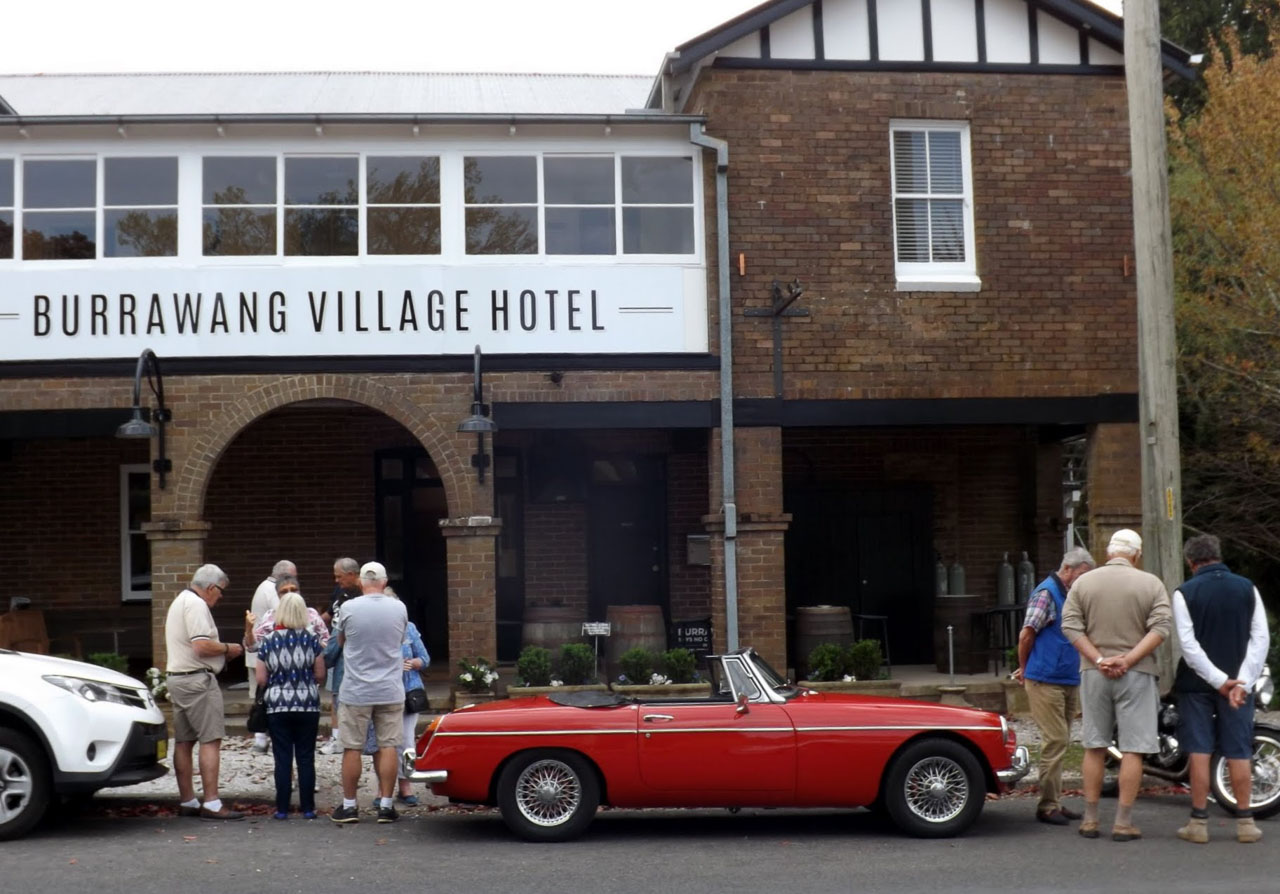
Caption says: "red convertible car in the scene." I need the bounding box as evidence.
[403,648,1029,841]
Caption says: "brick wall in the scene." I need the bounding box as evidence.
[688,69,1138,400]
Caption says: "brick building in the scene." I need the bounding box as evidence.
[0,0,1190,675]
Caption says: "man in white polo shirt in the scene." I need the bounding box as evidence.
[164,563,244,820]
[329,561,407,824]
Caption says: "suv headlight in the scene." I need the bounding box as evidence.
[43,675,132,706]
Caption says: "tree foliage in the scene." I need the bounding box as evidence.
[1170,25,1280,577]
[1160,0,1279,115]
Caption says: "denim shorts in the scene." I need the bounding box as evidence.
[1177,690,1255,759]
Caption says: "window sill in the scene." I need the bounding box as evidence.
[894,274,982,293]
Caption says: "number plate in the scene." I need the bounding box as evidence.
[156,739,167,760]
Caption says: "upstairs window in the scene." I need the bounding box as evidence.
[464,156,538,255]
[890,121,978,291]
[367,156,441,255]
[0,159,12,259]
[23,159,96,260]
[622,156,694,254]
[285,155,358,256]
[202,156,277,256]
[104,157,178,257]
[545,155,615,255]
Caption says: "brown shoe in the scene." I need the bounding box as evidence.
[199,805,245,821]
[1078,820,1100,839]
[1111,823,1142,842]
[1059,805,1083,821]
[177,805,201,818]
[1036,809,1070,826]
[1237,817,1263,843]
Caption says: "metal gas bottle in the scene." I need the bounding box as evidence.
[1016,551,1036,602]
[947,560,966,597]
[997,552,1016,606]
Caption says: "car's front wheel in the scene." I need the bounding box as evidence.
[882,738,985,838]
[496,749,600,842]
[0,729,51,841]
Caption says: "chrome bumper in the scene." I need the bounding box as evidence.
[400,749,448,785]
[996,745,1031,785]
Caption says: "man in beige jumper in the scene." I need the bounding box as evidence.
[1061,528,1172,843]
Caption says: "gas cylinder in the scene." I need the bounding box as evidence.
[935,554,949,597]
[997,552,1015,606]
[947,559,966,596]
[1016,551,1036,602]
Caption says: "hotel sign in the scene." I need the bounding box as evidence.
[1,265,708,360]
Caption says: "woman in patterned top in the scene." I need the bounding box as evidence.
[254,592,326,819]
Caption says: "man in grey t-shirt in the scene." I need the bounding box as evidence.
[329,561,407,824]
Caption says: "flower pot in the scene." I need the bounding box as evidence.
[799,679,904,697]
[452,690,498,709]
[611,682,712,698]
[1002,679,1030,717]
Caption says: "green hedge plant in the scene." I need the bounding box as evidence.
[516,645,553,687]
[87,652,129,674]
[847,639,883,681]
[557,643,598,685]
[618,647,657,684]
[806,642,848,682]
[660,648,698,684]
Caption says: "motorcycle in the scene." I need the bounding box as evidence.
[1100,665,1280,818]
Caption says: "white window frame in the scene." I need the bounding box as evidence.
[889,119,980,292]
[120,463,152,603]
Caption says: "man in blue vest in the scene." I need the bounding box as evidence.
[1172,533,1269,844]
[1013,546,1096,825]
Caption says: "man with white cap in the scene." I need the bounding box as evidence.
[328,560,407,824]
[1061,528,1172,842]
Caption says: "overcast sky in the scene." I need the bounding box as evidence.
[1,0,1124,76]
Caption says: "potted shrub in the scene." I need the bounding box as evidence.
[616,647,657,685]
[506,644,608,696]
[613,647,710,697]
[453,656,500,708]
[515,645,553,687]
[557,643,599,686]
[800,640,901,696]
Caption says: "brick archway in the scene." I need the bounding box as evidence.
[168,375,465,522]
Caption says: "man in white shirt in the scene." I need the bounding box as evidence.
[1171,533,1270,844]
[247,559,295,753]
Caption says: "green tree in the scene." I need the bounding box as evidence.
[1160,0,1279,114]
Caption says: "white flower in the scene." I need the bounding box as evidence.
[842,674,856,682]
[550,679,564,687]
[459,672,473,683]
[483,671,499,685]
[649,673,671,685]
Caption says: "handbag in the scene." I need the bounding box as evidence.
[404,687,430,714]
[246,694,268,734]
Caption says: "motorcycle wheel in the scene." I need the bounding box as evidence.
[1209,731,1280,819]
[1100,753,1119,798]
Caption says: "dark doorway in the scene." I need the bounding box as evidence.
[375,448,449,662]
[784,486,934,664]
[494,449,525,662]
[587,455,668,621]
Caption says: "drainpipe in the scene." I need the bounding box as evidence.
[689,123,739,651]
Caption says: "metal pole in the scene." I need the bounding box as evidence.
[947,625,955,684]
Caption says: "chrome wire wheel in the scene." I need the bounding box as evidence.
[0,746,35,824]
[513,758,583,828]
[902,755,970,824]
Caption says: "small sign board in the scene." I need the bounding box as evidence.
[671,617,713,666]
[582,621,611,636]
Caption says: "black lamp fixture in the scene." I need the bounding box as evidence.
[457,344,498,483]
[115,348,172,489]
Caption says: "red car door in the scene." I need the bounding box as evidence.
[636,699,797,795]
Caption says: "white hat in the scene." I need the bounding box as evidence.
[359,561,388,580]
[1108,529,1143,553]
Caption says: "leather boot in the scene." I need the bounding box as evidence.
[1237,817,1263,843]
[1176,816,1209,843]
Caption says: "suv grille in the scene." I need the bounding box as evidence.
[107,684,148,709]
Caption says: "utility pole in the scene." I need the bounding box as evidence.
[1125,0,1183,685]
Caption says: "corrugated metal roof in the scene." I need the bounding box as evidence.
[0,72,657,118]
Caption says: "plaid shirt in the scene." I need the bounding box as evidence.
[1022,579,1061,633]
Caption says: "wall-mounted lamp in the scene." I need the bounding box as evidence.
[115,348,172,489]
[457,344,498,484]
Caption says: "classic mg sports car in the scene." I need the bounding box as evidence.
[403,648,1029,841]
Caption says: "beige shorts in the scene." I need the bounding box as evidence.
[167,671,226,744]
[1081,668,1159,753]
[338,702,402,751]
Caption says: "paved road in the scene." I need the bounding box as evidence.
[4,794,1275,894]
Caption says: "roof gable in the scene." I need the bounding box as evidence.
[651,0,1194,109]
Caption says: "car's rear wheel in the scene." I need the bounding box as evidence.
[0,729,51,841]
[496,749,600,842]
[882,738,985,838]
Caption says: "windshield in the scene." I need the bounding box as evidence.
[750,651,798,694]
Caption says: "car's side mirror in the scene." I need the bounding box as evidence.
[735,692,750,715]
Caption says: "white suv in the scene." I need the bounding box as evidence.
[0,648,168,840]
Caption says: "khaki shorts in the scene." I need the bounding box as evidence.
[338,702,402,751]
[1081,668,1159,753]
[167,671,226,744]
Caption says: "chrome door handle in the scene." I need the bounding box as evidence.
[643,714,675,723]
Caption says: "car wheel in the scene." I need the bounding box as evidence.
[1210,731,1280,819]
[0,729,51,841]
[496,749,600,842]
[882,738,985,838]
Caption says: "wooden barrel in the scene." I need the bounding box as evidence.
[521,605,586,655]
[794,605,854,677]
[933,595,986,674]
[605,605,668,680]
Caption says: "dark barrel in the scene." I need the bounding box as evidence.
[794,605,854,678]
[605,604,667,680]
[521,605,586,655]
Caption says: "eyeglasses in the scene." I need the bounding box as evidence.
[210,584,226,595]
